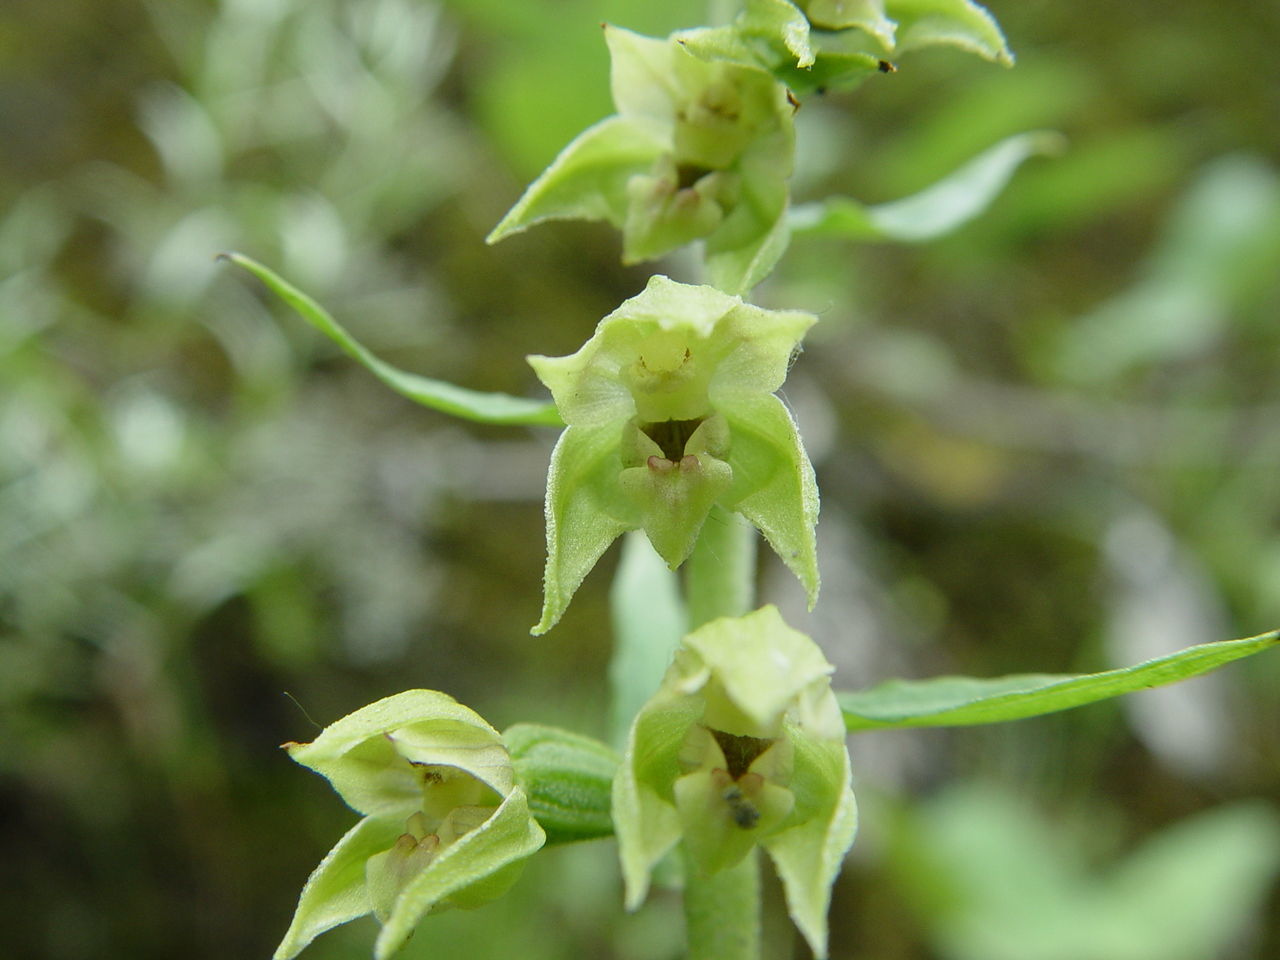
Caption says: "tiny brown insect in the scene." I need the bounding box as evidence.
[878,59,897,73]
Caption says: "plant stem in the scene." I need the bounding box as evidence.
[683,845,761,960]
[681,507,762,960]
[685,505,757,628]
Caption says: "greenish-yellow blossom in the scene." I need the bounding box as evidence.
[676,0,1013,94]
[488,26,797,294]
[529,276,819,635]
[274,691,545,960]
[612,606,856,958]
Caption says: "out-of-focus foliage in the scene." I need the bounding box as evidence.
[2,0,1279,958]
[887,784,1280,960]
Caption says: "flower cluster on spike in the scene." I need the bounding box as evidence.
[529,275,819,634]
[273,691,544,960]
[612,606,857,958]
[675,0,1013,95]
[487,26,796,295]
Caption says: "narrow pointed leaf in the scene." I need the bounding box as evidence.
[840,629,1280,731]
[373,788,545,960]
[221,252,561,426]
[503,723,619,844]
[275,816,403,960]
[790,131,1062,242]
[486,117,665,244]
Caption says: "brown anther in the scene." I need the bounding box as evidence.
[648,455,675,473]
[710,729,776,779]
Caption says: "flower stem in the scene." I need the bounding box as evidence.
[681,507,762,960]
[685,506,757,628]
[683,845,761,960]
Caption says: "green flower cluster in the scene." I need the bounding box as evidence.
[488,26,797,294]
[529,275,819,634]
[614,605,856,958]
[274,691,544,960]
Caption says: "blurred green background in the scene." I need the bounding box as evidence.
[2,0,1279,957]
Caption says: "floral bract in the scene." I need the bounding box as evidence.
[528,275,819,635]
[611,606,857,958]
[274,691,545,960]
[487,26,797,295]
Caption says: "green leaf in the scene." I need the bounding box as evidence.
[790,131,1062,241]
[608,531,688,745]
[486,116,665,244]
[722,396,820,609]
[535,422,638,635]
[220,252,561,427]
[886,0,1014,65]
[503,723,619,844]
[374,787,545,960]
[275,816,403,960]
[839,628,1280,731]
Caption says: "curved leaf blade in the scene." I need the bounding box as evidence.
[790,131,1063,242]
[840,629,1279,731]
[221,252,562,427]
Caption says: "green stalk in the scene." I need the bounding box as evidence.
[683,845,761,960]
[685,505,758,628]
[681,505,761,959]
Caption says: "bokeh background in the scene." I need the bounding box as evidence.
[3,0,1280,958]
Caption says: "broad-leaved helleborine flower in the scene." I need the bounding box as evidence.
[528,275,819,634]
[676,0,1012,95]
[487,25,797,294]
[274,691,545,960]
[612,606,857,958]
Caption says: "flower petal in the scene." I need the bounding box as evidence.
[274,816,403,960]
[487,115,666,244]
[374,788,546,960]
[536,423,639,635]
[286,691,509,818]
[762,736,858,959]
[721,396,820,607]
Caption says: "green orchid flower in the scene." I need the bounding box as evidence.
[528,275,819,635]
[487,25,797,294]
[613,606,857,958]
[274,691,545,960]
[676,0,1012,94]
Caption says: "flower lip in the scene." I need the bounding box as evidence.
[641,417,709,461]
[708,728,776,780]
